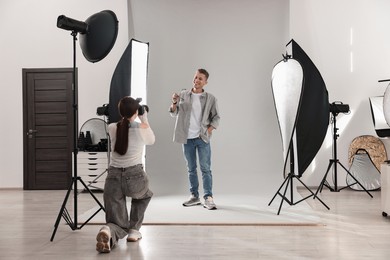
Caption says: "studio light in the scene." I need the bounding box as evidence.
[56,10,118,63]
[51,10,118,242]
[329,101,350,115]
[269,39,330,214]
[369,96,390,137]
[79,10,118,62]
[57,15,88,34]
[108,39,149,123]
[370,79,390,138]
[383,83,390,127]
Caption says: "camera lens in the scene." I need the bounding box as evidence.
[138,105,149,115]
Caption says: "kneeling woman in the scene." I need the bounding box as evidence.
[96,96,155,253]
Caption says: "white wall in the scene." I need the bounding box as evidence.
[290,0,390,187]
[7,0,387,195]
[130,0,289,196]
[0,0,129,188]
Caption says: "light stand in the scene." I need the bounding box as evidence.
[314,111,373,198]
[269,143,329,215]
[50,11,117,241]
[50,31,105,242]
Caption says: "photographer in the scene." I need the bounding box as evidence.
[96,96,155,253]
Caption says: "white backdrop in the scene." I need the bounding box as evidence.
[130,0,289,196]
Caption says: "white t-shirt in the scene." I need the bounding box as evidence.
[187,92,202,139]
[108,121,155,168]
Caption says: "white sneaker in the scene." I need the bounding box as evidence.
[203,196,217,210]
[182,194,201,207]
[127,229,142,242]
[96,225,111,253]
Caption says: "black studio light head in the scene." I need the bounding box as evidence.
[57,15,88,34]
[56,10,118,63]
[329,101,350,115]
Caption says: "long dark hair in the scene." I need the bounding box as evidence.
[114,96,139,155]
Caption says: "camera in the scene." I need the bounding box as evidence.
[138,104,149,115]
[329,102,349,114]
[96,104,109,116]
[97,99,149,117]
[136,98,149,115]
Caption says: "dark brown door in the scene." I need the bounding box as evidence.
[23,68,75,190]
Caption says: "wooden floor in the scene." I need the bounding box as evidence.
[1,187,390,259]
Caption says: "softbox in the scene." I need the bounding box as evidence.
[108,39,149,123]
[79,10,119,63]
[269,39,330,214]
[383,83,390,128]
[273,40,329,178]
[369,96,390,137]
[271,58,303,176]
[290,40,330,177]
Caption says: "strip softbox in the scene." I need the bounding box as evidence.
[108,39,149,123]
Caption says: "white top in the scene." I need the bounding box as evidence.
[188,92,202,139]
[108,121,155,168]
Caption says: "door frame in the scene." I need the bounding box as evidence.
[22,67,75,189]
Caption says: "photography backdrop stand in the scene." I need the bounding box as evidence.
[50,31,105,242]
[269,143,329,215]
[314,111,373,198]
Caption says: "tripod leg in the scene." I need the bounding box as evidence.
[296,177,329,210]
[50,178,75,241]
[269,174,290,206]
[76,177,106,229]
[277,175,292,215]
[78,177,105,210]
[338,162,373,198]
[314,160,333,198]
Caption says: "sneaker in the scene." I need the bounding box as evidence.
[127,229,142,242]
[203,196,217,210]
[182,194,201,207]
[96,225,111,253]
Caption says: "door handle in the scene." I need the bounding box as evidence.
[27,129,38,138]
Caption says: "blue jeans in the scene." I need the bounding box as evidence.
[183,138,212,199]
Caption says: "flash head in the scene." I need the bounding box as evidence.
[57,15,88,34]
[329,102,350,115]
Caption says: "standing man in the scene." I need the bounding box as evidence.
[169,68,220,210]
